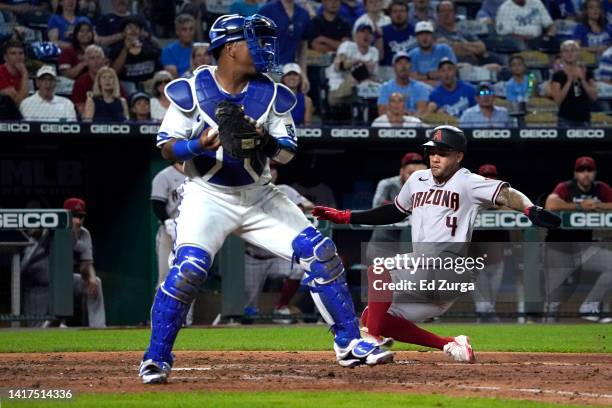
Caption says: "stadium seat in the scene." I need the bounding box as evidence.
[579,49,597,68]
[517,50,550,68]
[591,112,612,125]
[527,97,557,112]
[525,111,557,126]
[483,35,525,54]
[422,112,459,126]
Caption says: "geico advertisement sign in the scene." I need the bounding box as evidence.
[0,212,60,229]
[569,212,612,227]
[140,124,160,135]
[472,129,512,139]
[519,129,558,139]
[474,212,532,228]
[377,129,417,138]
[40,123,81,133]
[90,124,131,134]
[330,128,369,138]
[0,122,30,132]
[296,128,322,138]
[566,129,605,139]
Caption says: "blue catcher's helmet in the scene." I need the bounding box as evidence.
[208,14,279,73]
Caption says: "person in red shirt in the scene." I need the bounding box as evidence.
[71,44,107,115]
[0,39,29,105]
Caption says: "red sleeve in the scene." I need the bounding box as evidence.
[58,47,78,69]
[71,75,87,105]
[552,182,570,201]
[0,69,11,90]
[596,182,612,202]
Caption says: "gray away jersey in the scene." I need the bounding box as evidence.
[395,168,508,242]
[151,165,187,219]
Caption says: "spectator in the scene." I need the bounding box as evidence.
[352,0,390,38]
[427,58,476,117]
[477,0,505,24]
[178,0,206,43]
[408,20,457,86]
[605,0,612,24]
[150,70,172,121]
[0,39,27,106]
[128,91,151,122]
[183,42,212,78]
[47,0,92,49]
[435,1,488,66]
[95,0,133,47]
[0,1,49,25]
[505,54,531,102]
[551,40,598,127]
[21,197,106,328]
[379,0,415,70]
[259,0,311,89]
[110,16,161,92]
[20,65,77,121]
[309,0,351,53]
[58,21,94,79]
[281,62,313,125]
[230,0,263,16]
[460,83,511,127]
[596,45,612,82]
[336,0,364,28]
[541,0,576,20]
[82,66,128,122]
[72,44,107,115]
[496,0,556,40]
[79,0,100,23]
[372,91,424,127]
[409,0,437,26]
[377,52,429,116]
[327,23,379,107]
[573,0,612,53]
[161,13,195,78]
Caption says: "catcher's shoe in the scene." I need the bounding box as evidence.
[443,335,475,363]
[139,359,171,384]
[360,327,394,349]
[334,338,394,368]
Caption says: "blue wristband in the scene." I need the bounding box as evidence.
[172,138,203,160]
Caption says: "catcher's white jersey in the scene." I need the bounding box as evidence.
[394,168,508,242]
[151,165,186,219]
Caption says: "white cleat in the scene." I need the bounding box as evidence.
[443,335,476,363]
[139,359,171,384]
[334,338,394,368]
[360,327,394,349]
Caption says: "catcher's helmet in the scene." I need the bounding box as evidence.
[422,125,467,152]
[208,14,278,73]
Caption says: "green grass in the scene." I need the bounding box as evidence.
[0,391,592,408]
[0,324,609,353]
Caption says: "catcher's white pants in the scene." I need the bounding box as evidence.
[174,180,310,261]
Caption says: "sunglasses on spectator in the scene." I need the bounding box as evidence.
[575,167,595,173]
[478,90,494,96]
[72,213,86,219]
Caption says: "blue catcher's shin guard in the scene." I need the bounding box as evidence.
[143,245,211,364]
[292,227,360,346]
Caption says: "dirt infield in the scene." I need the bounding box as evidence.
[1,351,611,405]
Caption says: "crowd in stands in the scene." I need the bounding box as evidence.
[0,0,611,127]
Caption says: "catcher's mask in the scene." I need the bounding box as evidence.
[208,14,279,73]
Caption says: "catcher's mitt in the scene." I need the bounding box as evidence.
[215,101,264,159]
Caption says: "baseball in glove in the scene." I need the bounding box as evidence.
[524,206,562,229]
[215,101,265,159]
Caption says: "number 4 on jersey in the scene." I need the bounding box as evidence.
[446,216,457,237]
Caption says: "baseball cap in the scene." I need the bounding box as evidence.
[129,91,150,107]
[478,164,498,178]
[401,152,424,166]
[392,52,411,64]
[282,63,301,76]
[355,23,374,33]
[36,65,57,79]
[438,57,455,69]
[574,156,596,171]
[64,198,87,215]
[415,21,434,34]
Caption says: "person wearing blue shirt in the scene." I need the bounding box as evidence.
[259,0,311,66]
[505,55,530,102]
[47,0,92,48]
[377,52,430,116]
[335,0,365,28]
[573,0,612,53]
[161,14,195,78]
[460,83,511,128]
[427,58,476,117]
[380,0,416,67]
[408,20,456,86]
[230,0,262,17]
